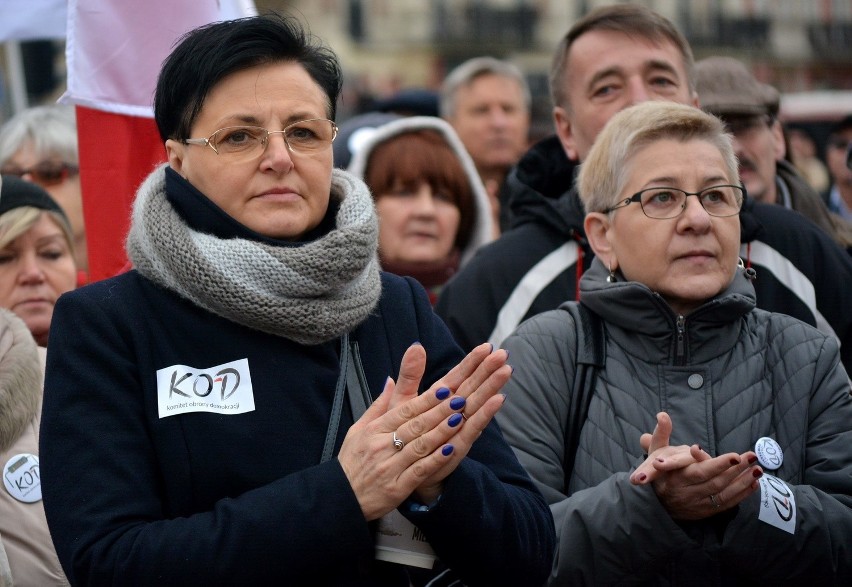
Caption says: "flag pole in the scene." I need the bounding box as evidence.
[3,41,29,115]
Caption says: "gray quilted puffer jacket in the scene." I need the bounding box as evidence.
[498,257,852,586]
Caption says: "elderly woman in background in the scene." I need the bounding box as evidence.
[0,306,68,586]
[39,13,554,587]
[348,116,493,304]
[0,106,87,279]
[497,101,852,585]
[0,176,77,347]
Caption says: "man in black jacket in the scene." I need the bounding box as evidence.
[695,56,852,251]
[436,3,852,372]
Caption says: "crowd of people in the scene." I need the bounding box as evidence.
[0,4,850,587]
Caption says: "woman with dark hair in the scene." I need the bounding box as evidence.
[39,13,554,587]
[348,116,493,304]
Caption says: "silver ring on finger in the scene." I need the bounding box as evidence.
[392,431,405,451]
[709,494,721,509]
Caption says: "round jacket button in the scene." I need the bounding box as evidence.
[687,373,704,389]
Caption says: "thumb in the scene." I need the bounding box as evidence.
[647,412,673,454]
[353,376,394,428]
[387,343,426,411]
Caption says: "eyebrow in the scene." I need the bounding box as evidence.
[216,112,324,128]
[641,175,731,188]
[587,58,682,93]
[35,234,69,246]
[644,58,681,78]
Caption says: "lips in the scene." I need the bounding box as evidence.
[14,297,51,310]
[676,250,715,261]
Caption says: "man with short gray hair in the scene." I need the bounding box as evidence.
[441,57,531,233]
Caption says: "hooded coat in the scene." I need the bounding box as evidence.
[0,308,68,586]
[347,115,494,269]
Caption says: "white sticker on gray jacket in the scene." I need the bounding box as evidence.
[157,358,255,418]
[758,474,796,534]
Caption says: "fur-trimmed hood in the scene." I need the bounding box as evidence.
[0,308,42,453]
[347,115,494,267]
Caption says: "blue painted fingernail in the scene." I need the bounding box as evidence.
[448,413,463,427]
[435,386,451,400]
[449,396,466,410]
[442,444,455,456]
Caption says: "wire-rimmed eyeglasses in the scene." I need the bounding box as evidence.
[184,118,338,162]
[603,185,745,219]
[0,161,79,187]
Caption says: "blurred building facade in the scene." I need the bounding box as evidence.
[3,1,850,138]
[258,0,852,137]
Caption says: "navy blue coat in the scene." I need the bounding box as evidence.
[40,271,554,586]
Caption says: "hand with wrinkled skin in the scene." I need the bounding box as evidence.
[630,412,763,520]
[338,342,512,521]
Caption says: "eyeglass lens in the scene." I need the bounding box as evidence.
[639,186,743,218]
[0,161,77,186]
[209,119,336,159]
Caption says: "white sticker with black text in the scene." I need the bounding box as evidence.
[758,474,796,534]
[157,358,255,418]
[4,453,41,503]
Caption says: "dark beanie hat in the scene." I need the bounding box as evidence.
[0,175,69,225]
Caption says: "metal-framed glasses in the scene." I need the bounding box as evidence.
[604,185,745,219]
[184,118,338,162]
[0,161,79,187]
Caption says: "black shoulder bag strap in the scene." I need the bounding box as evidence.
[559,302,605,492]
[320,334,372,464]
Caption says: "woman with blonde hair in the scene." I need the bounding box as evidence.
[0,176,77,347]
[498,101,852,585]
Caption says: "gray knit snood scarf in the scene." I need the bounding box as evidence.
[126,164,381,345]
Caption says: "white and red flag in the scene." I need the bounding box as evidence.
[61,0,256,281]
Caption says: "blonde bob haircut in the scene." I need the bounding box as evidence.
[0,206,76,258]
[578,102,739,215]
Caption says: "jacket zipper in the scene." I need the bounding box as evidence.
[676,315,686,365]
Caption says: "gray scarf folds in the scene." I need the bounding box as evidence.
[126,164,382,345]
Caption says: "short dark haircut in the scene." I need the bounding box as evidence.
[154,13,342,142]
[549,4,694,111]
[364,130,476,252]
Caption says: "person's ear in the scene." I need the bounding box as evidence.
[584,211,614,261]
[553,106,580,161]
[690,91,700,108]
[165,139,186,174]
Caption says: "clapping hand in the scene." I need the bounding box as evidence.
[629,412,763,520]
[338,342,511,521]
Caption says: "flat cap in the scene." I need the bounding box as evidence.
[695,57,779,117]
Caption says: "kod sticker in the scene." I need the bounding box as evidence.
[758,474,796,534]
[157,358,256,418]
[754,437,783,470]
[3,453,42,503]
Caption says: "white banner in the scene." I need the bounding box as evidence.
[61,0,256,117]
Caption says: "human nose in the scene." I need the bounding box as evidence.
[488,107,509,128]
[260,131,295,173]
[679,194,712,227]
[412,186,438,215]
[627,78,651,105]
[17,252,46,284]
